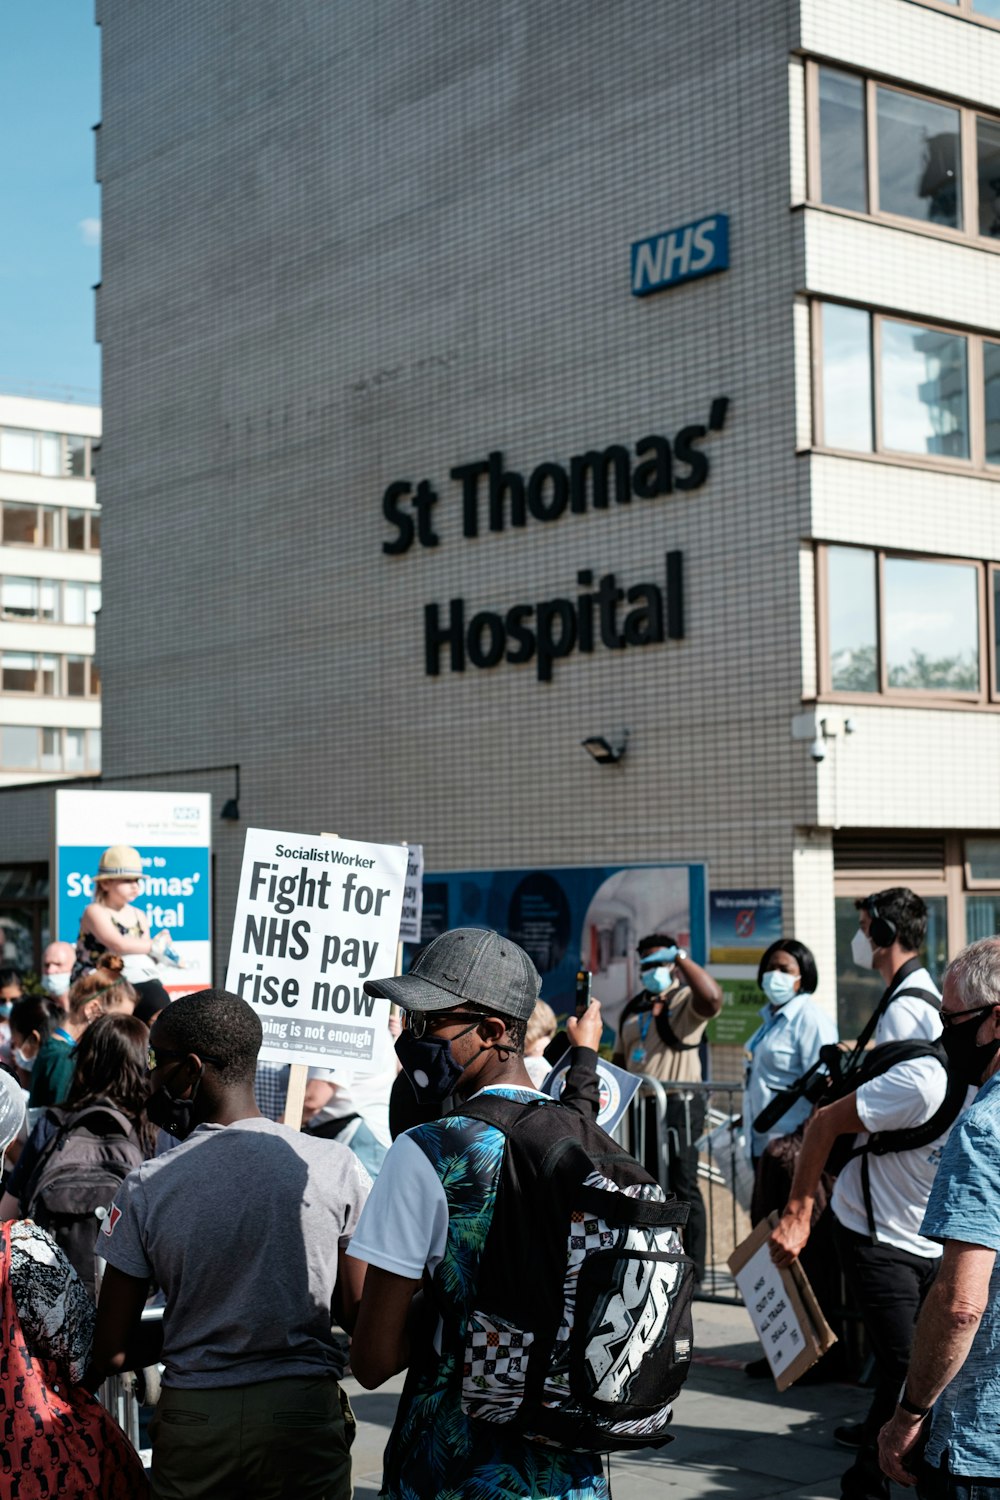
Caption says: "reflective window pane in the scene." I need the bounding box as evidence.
[986,343,1000,466]
[1,653,36,693]
[884,557,979,691]
[39,434,61,476]
[39,580,57,621]
[86,585,101,624]
[977,118,1000,239]
[39,656,58,696]
[822,305,873,450]
[63,583,85,625]
[881,320,968,459]
[1,726,39,769]
[819,68,867,212]
[967,838,1000,882]
[89,511,100,550]
[877,87,961,228]
[828,547,878,690]
[40,508,57,549]
[90,660,101,697]
[966,894,1000,943]
[0,429,37,472]
[64,729,85,772]
[67,436,87,477]
[66,657,87,697]
[1,578,37,618]
[974,0,1000,18]
[87,729,101,770]
[40,729,60,771]
[2,503,38,546]
[66,510,87,550]
[994,570,1000,694]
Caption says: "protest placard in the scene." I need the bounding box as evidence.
[728,1213,836,1391]
[542,1052,640,1134]
[224,828,407,1073]
[398,844,424,945]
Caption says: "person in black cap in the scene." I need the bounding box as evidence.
[348,926,609,1500]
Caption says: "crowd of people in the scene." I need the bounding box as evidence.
[0,850,999,1500]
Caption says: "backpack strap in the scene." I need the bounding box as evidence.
[57,1102,137,1138]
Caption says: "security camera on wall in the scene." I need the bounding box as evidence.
[809,734,827,763]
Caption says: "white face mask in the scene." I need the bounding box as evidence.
[851,928,875,970]
[761,971,798,1006]
[42,972,71,998]
[13,1047,36,1073]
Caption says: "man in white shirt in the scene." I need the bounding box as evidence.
[852,887,942,1045]
[770,981,971,1500]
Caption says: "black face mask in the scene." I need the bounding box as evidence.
[146,1066,203,1140]
[395,1022,481,1104]
[941,1008,1000,1088]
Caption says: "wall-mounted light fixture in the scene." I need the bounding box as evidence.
[581,730,629,765]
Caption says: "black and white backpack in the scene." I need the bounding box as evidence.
[449,1092,695,1453]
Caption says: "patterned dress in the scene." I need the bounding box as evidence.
[380,1085,608,1500]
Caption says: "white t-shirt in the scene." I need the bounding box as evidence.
[874,966,942,1045]
[307,1063,395,1149]
[832,1056,969,1257]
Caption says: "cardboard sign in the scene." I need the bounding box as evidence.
[542,1051,641,1134]
[728,1214,836,1391]
[225,829,407,1072]
[398,843,424,944]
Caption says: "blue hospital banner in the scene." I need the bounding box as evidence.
[630,213,729,296]
[54,790,212,994]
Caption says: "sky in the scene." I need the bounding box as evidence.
[0,3,102,402]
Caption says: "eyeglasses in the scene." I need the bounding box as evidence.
[403,1011,485,1041]
[147,1045,224,1071]
[941,1002,1000,1029]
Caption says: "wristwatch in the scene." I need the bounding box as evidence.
[674,948,688,963]
[897,1388,931,1419]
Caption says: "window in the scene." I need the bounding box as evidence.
[912,0,1000,19]
[65,509,100,551]
[65,656,98,697]
[1,653,39,693]
[821,545,986,702]
[63,582,101,626]
[0,578,58,622]
[815,303,1000,471]
[0,429,97,478]
[0,726,101,773]
[811,66,1000,240]
[1,503,60,548]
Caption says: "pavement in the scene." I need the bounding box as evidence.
[342,1296,878,1499]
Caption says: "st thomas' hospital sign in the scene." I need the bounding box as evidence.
[380,398,729,683]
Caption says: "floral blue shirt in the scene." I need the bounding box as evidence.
[922,1071,1000,1477]
[374,1086,607,1500]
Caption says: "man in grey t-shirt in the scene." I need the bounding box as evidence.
[87,990,370,1500]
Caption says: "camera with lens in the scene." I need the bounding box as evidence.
[752,1042,850,1135]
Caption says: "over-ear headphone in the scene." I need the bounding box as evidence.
[866,902,897,950]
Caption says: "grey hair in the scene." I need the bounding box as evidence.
[943,938,1000,1008]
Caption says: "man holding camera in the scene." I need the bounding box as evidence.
[769,888,966,1500]
[613,933,722,1284]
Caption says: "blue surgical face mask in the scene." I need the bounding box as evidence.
[13,1047,36,1074]
[640,966,674,996]
[761,971,798,1007]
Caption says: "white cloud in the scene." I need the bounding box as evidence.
[79,217,101,246]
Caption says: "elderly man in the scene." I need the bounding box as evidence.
[41,939,75,1006]
[878,937,1000,1500]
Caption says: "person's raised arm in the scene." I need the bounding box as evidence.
[676,953,723,1019]
[84,1264,150,1389]
[560,1000,604,1119]
[769,1092,863,1265]
[878,1241,996,1487]
[350,1266,423,1388]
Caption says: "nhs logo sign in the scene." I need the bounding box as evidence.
[630,214,729,297]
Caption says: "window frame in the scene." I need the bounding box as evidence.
[818,542,990,708]
[806,61,1000,250]
[0,724,101,774]
[907,0,1000,30]
[813,301,999,477]
[0,430,98,480]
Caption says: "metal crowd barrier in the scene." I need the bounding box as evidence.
[613,1077,749,1303]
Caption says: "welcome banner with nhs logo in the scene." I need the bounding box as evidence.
[54,789,212,994]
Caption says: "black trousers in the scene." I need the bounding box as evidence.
[666,1091,707,1283]
[835,1220,939,1500]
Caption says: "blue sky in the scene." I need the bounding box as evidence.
[0,4,101,401]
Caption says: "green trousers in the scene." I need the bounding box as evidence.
[149,1373,354,1500]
